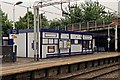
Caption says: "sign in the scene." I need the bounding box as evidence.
[43,32,58,38]
[83,35,92,40]
[48,46,55,53]
[10,34,17,39]
[11,29,19,34]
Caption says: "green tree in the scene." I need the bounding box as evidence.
[16,11,48,29]
[49,19,60,30]
[49,0,115,30]
[63,1,114,22]
[81,1,105,21]
[15,11,34,29]
[0,9,12,36]
[67,4,84,23]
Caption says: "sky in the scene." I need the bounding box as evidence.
[0,0,119,21]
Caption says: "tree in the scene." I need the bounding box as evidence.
[0,9,12,36]
[62,0,114,22]
[48,19,61,30]
[15,11,33,29]
[67,4,84,23]
[80,1,106,21]
[16,11,48,29]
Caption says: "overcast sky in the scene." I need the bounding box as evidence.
[0,0,119,21]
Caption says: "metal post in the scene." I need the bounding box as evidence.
[115,25,118,52]
[33,6,37,61]
[79,23,81,31]
[40,14,42,29]
[107,25,110,52]
[65,24,67,30]
[103,20,105,27]
[27,7,29,29]
[87,22,89,30]
[95,21,97,30]
[13,5,15,29]
[36,7,39,61]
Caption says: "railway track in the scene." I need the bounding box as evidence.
[95,70,120,79]
[65,63,120,80]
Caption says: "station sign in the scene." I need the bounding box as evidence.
[12,29,19,34]
[83,35,92,40]
[43,32,59,38]
[8,29,19,34]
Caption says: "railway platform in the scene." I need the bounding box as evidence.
[0,52,120,80]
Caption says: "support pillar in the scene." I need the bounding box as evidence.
[115,25,118,52]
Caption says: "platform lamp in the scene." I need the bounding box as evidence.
[107,23,113,52]
[13,1,23,29]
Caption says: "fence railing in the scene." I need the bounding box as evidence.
[66,21,112,31]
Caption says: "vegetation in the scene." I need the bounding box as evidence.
[0,9,12,36]
[49,1,115,29]
[15,0,115,30]
[15,11,47,29]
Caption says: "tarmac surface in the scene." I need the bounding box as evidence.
[1,52,120,69]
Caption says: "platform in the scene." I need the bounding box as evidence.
[0,52,120,76]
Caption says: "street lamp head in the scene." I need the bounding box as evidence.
[15,1,23,5]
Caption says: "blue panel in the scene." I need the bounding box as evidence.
[71,39,74,44]
[8,28,94,36]
[7,29,12,34]
[8,39,14,45]
[40,28,92,35]
[19,29,34,33]
[7,28,107,38]
[7,29,19,34]
[46,54,59,58]
[71,52,83,55]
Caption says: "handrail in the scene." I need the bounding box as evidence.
[66,21,113,31]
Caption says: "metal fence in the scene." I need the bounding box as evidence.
[67,21,112,31]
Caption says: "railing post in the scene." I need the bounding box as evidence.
[103,20,105,28]
[65,24,67,31]
[72,24,74,31]
[87,22,89,30]
[95,21,97,30]
[79,22,81,31]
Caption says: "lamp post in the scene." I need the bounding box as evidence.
[115,23,118,52]
[1,1,23,29]
[107,23,113,52]
[1,1,32,29]
[13,1,23,29]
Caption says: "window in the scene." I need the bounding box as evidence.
[83,40,92,49]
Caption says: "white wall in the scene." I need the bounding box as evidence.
[28,32,34,57]
[14,33,26,57]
